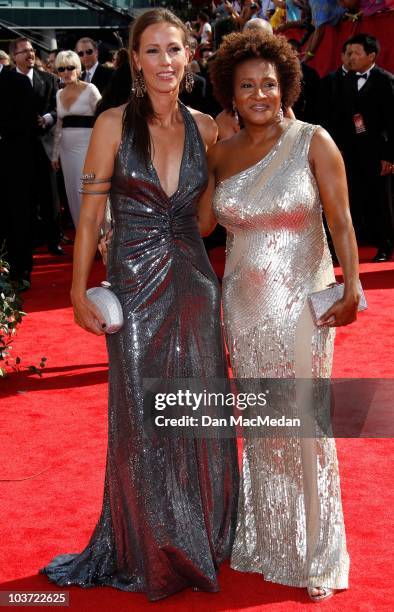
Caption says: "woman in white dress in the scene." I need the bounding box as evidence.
[52,50,101,227]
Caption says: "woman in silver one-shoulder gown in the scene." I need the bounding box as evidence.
[214,119,350,591]
[203,31,361,603]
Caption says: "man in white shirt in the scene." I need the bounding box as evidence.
[10,37,63,257]
[12,39,55,128]
[0,60,37,290]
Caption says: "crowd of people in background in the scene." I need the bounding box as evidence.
[195,0,394,58]
[0,0,393,292]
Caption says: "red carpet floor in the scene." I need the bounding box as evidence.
[0,245,393,611]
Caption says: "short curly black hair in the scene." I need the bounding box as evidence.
[209,31,302,112]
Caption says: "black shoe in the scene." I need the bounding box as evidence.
[372,249,392,263]
[48,244,65,256]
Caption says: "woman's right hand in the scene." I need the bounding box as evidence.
[71,293,106,335]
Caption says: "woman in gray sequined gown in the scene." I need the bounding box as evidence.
[40,9,238,601]
[200,32,360,602]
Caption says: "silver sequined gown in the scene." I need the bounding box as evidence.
[41,104,239,601]
[213,121,349,589]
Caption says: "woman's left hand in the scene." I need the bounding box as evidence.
[317,295,360,327]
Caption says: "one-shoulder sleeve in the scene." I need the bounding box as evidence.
[88,83,102,113]
[52,91,63,161]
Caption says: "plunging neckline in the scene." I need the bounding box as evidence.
[216,121,293,187]
[148,103,188,200]
[60,84,90,113]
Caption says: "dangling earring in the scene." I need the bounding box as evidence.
[184,69,194,94]
[132,70,146,98]
[232,101,239,125]
[277,105,284,122]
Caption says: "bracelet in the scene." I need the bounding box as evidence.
[81,173,111,184]
[79,189,110,195]
[306,51,315,58]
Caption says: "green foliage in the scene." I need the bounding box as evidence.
[0,251,46,377]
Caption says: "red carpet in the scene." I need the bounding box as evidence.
[0,245,393,611]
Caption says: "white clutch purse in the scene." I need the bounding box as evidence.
[308,281,367,323]
[86,281,124,334]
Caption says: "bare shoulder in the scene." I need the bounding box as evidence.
[99,103,126,120]
[187,107,218,148]
[309,125,339,160]
[310,125,336,150]
[206,131,237,169]
[215,109,235,129]
[94,105,124,131]
[308,125,345,178]
[91,105,124,149]
[215,109,239,140]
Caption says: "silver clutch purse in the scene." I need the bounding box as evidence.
[86,281,124,334]
[308,280,367,323]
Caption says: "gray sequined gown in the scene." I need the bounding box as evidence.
[41,104,239,601]
[213,121,349,589]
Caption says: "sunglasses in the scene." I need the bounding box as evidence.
[57,66,76,73]
[77,49,94,57]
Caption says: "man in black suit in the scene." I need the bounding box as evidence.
[340,34,393,262]
[288,39,320,125]
[319,41,353,150]
[10,38,63,257]
[316,42,355,263]
[75,37,114,94]
[0,65,36,289]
